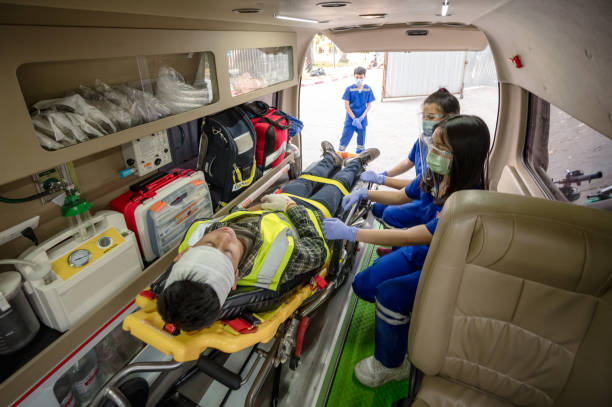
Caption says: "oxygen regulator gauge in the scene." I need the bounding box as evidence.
[67,249,91,268]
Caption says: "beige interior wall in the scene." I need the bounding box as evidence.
[328,25,489,52]
[473,0,612,139]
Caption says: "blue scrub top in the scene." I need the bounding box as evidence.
[343,84,375,126]
[408,140,425,177]
[404,175,442,235]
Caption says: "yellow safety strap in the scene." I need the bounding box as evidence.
[302,207,330,262]
[232,162,257,189]
[298,174,349,196]
[281,193,331,219]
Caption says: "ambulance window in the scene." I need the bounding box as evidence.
[524,94,612,205]
[227,46,293,96]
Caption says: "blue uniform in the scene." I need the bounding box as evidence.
[371,140,426,228]
[339,84,375,153]
[353,176,441,368]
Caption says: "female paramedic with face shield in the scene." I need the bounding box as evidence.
[322,115,490,388]
[361,88,460,232]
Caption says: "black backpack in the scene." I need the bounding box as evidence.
[199,107,259,208]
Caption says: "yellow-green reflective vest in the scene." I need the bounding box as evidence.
[178,209,329,291]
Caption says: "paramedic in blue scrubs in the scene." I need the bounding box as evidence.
[362,88,460,230]
[323,115,490,388]
[339,66,375,154]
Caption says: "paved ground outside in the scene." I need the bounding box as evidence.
[298,67,611,205]
[299,67,499,178]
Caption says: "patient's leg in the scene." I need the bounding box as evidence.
[281,153,337,197]
[308,159,363,215]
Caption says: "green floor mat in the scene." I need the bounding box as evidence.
[325,244,409,407]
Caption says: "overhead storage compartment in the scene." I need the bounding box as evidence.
[0,25,298,186]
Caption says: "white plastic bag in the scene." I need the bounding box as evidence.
[156,66,210,114]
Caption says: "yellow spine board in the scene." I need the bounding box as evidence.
[123,268,327,362]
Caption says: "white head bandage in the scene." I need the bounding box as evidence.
[164,246,235,305]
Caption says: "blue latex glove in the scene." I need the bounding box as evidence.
[342,187,368,211]
[322,218,358,241]
[360,170,386,185]
[352,117,363,130]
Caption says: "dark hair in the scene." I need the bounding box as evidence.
[423,88,460,115]
[354,66,367,76]
[421,115,490,205]
[157,280,221,332]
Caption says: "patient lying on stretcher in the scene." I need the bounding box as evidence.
[158,142,379,331]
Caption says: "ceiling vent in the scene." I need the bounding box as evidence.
[358,23,384,30]
[406,21,433,27]
[232,8,262,14]
[406,29,429,36]
[329,25,356,32]
[317,2,351,7]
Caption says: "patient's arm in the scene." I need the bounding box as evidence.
[356,224,432,246]
[284,205,328,277]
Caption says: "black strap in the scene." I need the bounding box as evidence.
[241,101,270,117]
[260,113,290,130]
[263,125,277,169]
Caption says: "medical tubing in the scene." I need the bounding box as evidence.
[0,189,55,203]
[0,259,40,269]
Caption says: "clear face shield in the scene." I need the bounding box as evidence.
[416,108,446,177]
[419,127,453,198]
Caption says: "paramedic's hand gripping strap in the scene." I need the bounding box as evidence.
[322,218,357,242]
[342,188,368,211]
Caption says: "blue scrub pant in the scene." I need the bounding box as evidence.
[352,245,429,368]
[339,123,366,153]
[281,153,362,216]
[371,200,426,229]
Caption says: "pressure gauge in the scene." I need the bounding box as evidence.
[68,249,91,268]
[97,236,113,249]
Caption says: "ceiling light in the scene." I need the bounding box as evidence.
[441,0,450,17]
[359,13,386,19]
[232,8,262,14]
[274,14,320,24]
[317,1,351,7]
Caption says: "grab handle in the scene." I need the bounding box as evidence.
[197,354,242,390]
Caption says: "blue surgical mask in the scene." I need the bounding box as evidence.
[355,79,364,86]
[422,120,436,137]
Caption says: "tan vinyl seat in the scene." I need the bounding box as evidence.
[407,190,612,407]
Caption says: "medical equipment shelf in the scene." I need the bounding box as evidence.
[0,153,296,407]
[0,24,298,186]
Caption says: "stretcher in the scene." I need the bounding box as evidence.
[91,175,372,407]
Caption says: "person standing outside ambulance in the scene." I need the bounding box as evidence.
[339,66,375,154]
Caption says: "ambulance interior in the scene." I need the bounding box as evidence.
[0,1,611,406]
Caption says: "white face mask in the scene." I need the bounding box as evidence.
[355,78,364,86]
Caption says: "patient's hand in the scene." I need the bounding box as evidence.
[261,194,295,211]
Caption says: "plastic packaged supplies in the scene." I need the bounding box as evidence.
[156,66,211,114]
[27,64,212,150]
